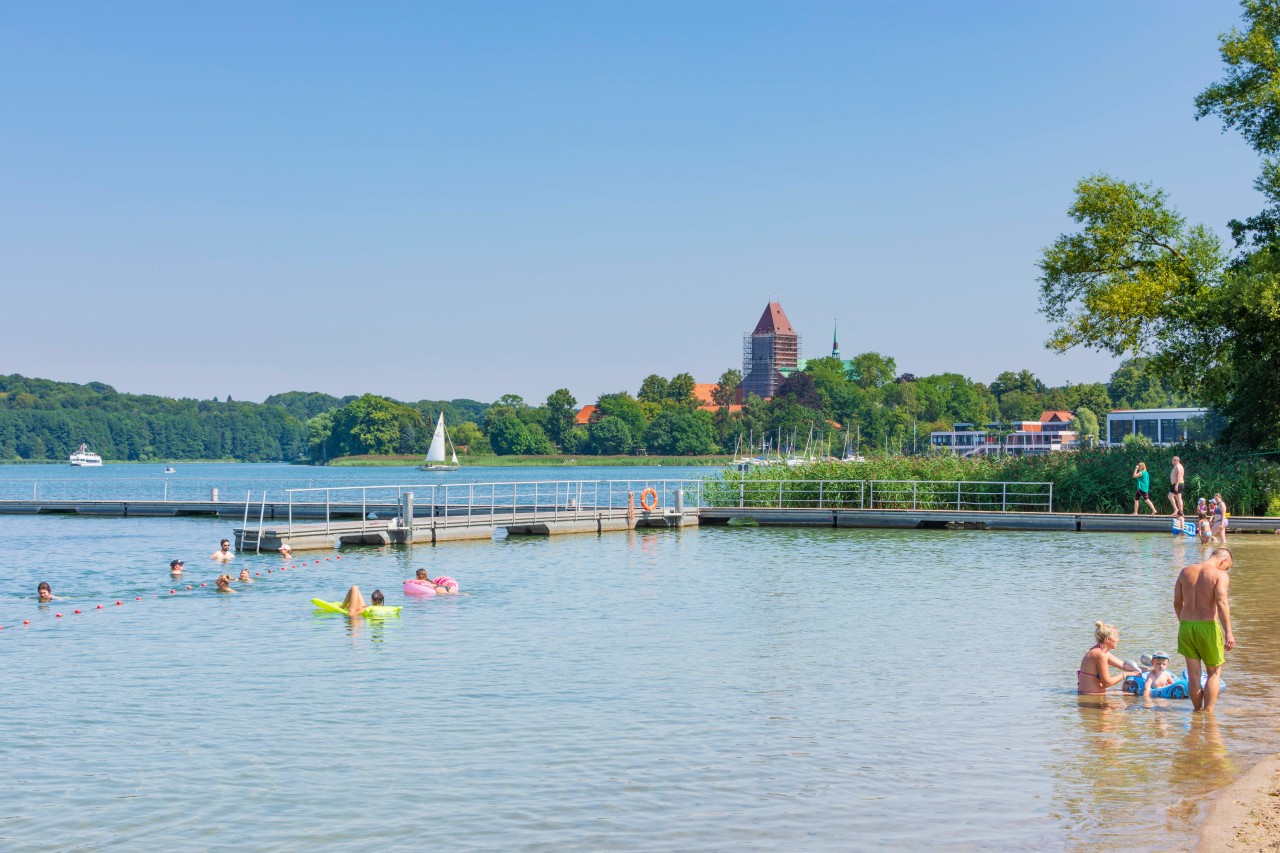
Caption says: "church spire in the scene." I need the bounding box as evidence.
[831,320,840,359]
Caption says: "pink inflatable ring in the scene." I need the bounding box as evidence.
[404,579,437,596]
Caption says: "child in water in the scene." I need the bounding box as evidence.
[37,581,59,602]
[1142,651,1175,697]
[238,569,254,584]
[1197,511,1212,545]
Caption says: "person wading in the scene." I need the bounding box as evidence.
[1174,548,1235,712]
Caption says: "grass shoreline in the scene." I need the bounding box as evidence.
[322,454,734,467]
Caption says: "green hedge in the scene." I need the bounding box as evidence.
[710,445,1280,516]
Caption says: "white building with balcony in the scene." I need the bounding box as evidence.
[931,411,1078,456]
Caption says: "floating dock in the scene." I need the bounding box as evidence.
[1,476,1274,551]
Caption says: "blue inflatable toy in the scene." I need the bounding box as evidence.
[1123,669,1225,699]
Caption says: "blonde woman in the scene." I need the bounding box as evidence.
[1077,621,1139,694]
[1132,463,1158,515]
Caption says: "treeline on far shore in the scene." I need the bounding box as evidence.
[718,445,1280,517]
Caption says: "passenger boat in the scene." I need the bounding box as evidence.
[69,444,103,467]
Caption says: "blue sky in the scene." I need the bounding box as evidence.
[0,1,1261,405]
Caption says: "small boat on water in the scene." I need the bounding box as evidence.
[69,444,103,467]
[418,412,461,471]
[163,466,176,474]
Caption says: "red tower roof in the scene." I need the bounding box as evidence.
[752,302,795,336]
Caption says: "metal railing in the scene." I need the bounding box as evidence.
[269,479,708,538]
[701,479,1054,512]
[2,477,323,503]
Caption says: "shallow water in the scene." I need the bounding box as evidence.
[1,468,1278,850]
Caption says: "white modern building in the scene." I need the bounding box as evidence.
[1105,407,1208,447]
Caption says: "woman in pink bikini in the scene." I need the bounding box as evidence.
[1077,621,1140,694]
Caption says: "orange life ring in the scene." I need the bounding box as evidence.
[640,488,658,511]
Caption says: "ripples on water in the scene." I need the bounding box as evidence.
[1,508,1278,850]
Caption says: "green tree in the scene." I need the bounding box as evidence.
[712,369,742,407]
[847,352,897,389]
[588,416,633,454]
[774,372,822,409]
[487,414,533,455]
[543,388,577,448]
[329,394,424,456]
[1195,1,1280,155]
[1071,407,1100,446]
[637,375,669,404]
[595,392,647,440]
[643,408,718,455]
[666,373,696,405]
[1037,175,1226,387]
[451,421,491,455]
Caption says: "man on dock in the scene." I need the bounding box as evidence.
[1169,456,1185,518]
[210,539,235,563]
[1174,547,1234,711]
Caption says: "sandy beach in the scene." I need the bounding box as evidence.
[1202,753,1280,851]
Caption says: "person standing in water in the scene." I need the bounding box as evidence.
[1169,456,1185,518]
[1132,462,1158,516]
[1174,548,1235,711]
[210,539,235,563]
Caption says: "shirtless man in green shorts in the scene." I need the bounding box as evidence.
[1173,547,1235,711]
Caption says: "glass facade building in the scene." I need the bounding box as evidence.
[1105,408,1207,447]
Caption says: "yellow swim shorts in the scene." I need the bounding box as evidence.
[1177,620,1225,667]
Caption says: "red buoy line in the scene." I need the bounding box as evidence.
[2,555,342,632]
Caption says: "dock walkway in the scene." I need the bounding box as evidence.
[2,477,1274,550]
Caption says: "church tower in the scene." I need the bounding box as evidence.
[740,301,800,400]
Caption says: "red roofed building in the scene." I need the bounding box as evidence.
[574,404,597,425]
[931,410,1080,456]
[740,301,800,400]
[693,383,743,414]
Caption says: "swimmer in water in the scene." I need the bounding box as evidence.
[1197,511,1212,545]
[238,569,254,584]
[1077,621,1139,694]
[37,581,59,603]
[278,542,293,560]
[170,559,185,576]
[210,539,235,563]
[215,574,236,594]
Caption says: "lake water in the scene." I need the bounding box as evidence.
[2,464,1278,850]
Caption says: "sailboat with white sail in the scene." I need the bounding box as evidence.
[418,412,461,471]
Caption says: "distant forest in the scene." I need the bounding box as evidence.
[0,374,484,462]
[0,355,1191,463]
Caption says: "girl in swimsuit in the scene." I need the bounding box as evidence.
[1077,621,1138,694]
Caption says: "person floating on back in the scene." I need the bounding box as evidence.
[1132,463,1158,516]
[1174,547,1234,712]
